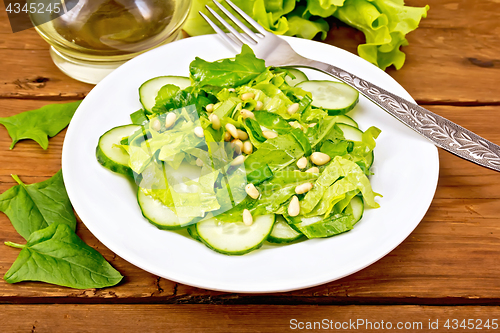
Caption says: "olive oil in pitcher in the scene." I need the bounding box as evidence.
[31,0,192,83]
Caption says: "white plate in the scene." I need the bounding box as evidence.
[62,35,439,293]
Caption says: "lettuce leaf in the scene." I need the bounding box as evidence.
[214,170,319,222]
[292,213,354,238]
[284,7,330,40]
[334,0,429,70]
[304,0,346,17]
[301,156,381,217]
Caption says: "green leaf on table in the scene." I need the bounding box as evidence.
[4,223,123,289]
[0,170,76,240]
[0,100,82,149]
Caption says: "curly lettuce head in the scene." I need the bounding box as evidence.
[183,0,428,71]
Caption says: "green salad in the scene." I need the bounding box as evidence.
[96,45,381,255]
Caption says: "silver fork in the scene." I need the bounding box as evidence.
[200,0,500,172]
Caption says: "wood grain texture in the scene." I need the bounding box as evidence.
[2,304,500,332]
[1,101,499,303]
[0,0,500,103]
[1,0,500,310]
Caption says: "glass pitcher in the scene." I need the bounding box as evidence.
[30,0,192,84]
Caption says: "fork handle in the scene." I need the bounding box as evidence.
[296,60,500,172]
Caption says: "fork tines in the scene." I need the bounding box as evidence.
[200,0,267,51]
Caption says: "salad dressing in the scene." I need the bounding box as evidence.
[53,0,174,53]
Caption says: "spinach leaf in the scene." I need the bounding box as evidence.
[190,45,266,88]
[0,170,76,240]
[246,165,273,185]
[320,139,353,157]
[253,111,292,134]
[290,128,312,156]
[0,100,81,149]
[151,87,208,115]
[244,134,304,174]
[243,118,266,144]
[151,84,180,114]
[304,116,344,147]
[4,223,123,289]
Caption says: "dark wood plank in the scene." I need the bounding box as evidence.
[0,49,92,100]
[1,0,500,103]
[2,304,500,332]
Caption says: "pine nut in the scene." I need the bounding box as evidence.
[224,131,232,142]
[151,118,161,132]
[241,92,255,101]
[243,209,253,226]
[230,155,246,166]
[195,158,204,167]
[308,123,317,127]
[228,88,236,92]
[242,141,253,155]
[310,152,331,165]
[231,139,243,153]
[305,167,320,173]
[262,130,278,139]
[245,183,259,199]
[255,101,263,111]
[240,109,255,119]
[206,103,214,113]
[288,196,300,217]
[287,103,300,115]
[295,182,313,195]
[296,157,308,169]
[209,114,221,130]
[194,126,204,138]
[225,123,238,139]
[165,112,177,129]
[237,129,248,141]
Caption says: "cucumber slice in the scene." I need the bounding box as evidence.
[284,68,308,87]
[347,195,364,225]
[196,214,275,255]
[331,115,358,128]
[138,189,194,230]
[187,225,201,241]
[96,124,141,177]
[268,215,304,244]
[139,76,191,112]
[336,123,362,141]
[337,123,374,168]
[297,80,359,115]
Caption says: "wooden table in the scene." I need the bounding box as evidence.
[1,0,500,331]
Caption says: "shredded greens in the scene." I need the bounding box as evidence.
[97,45,382,253]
